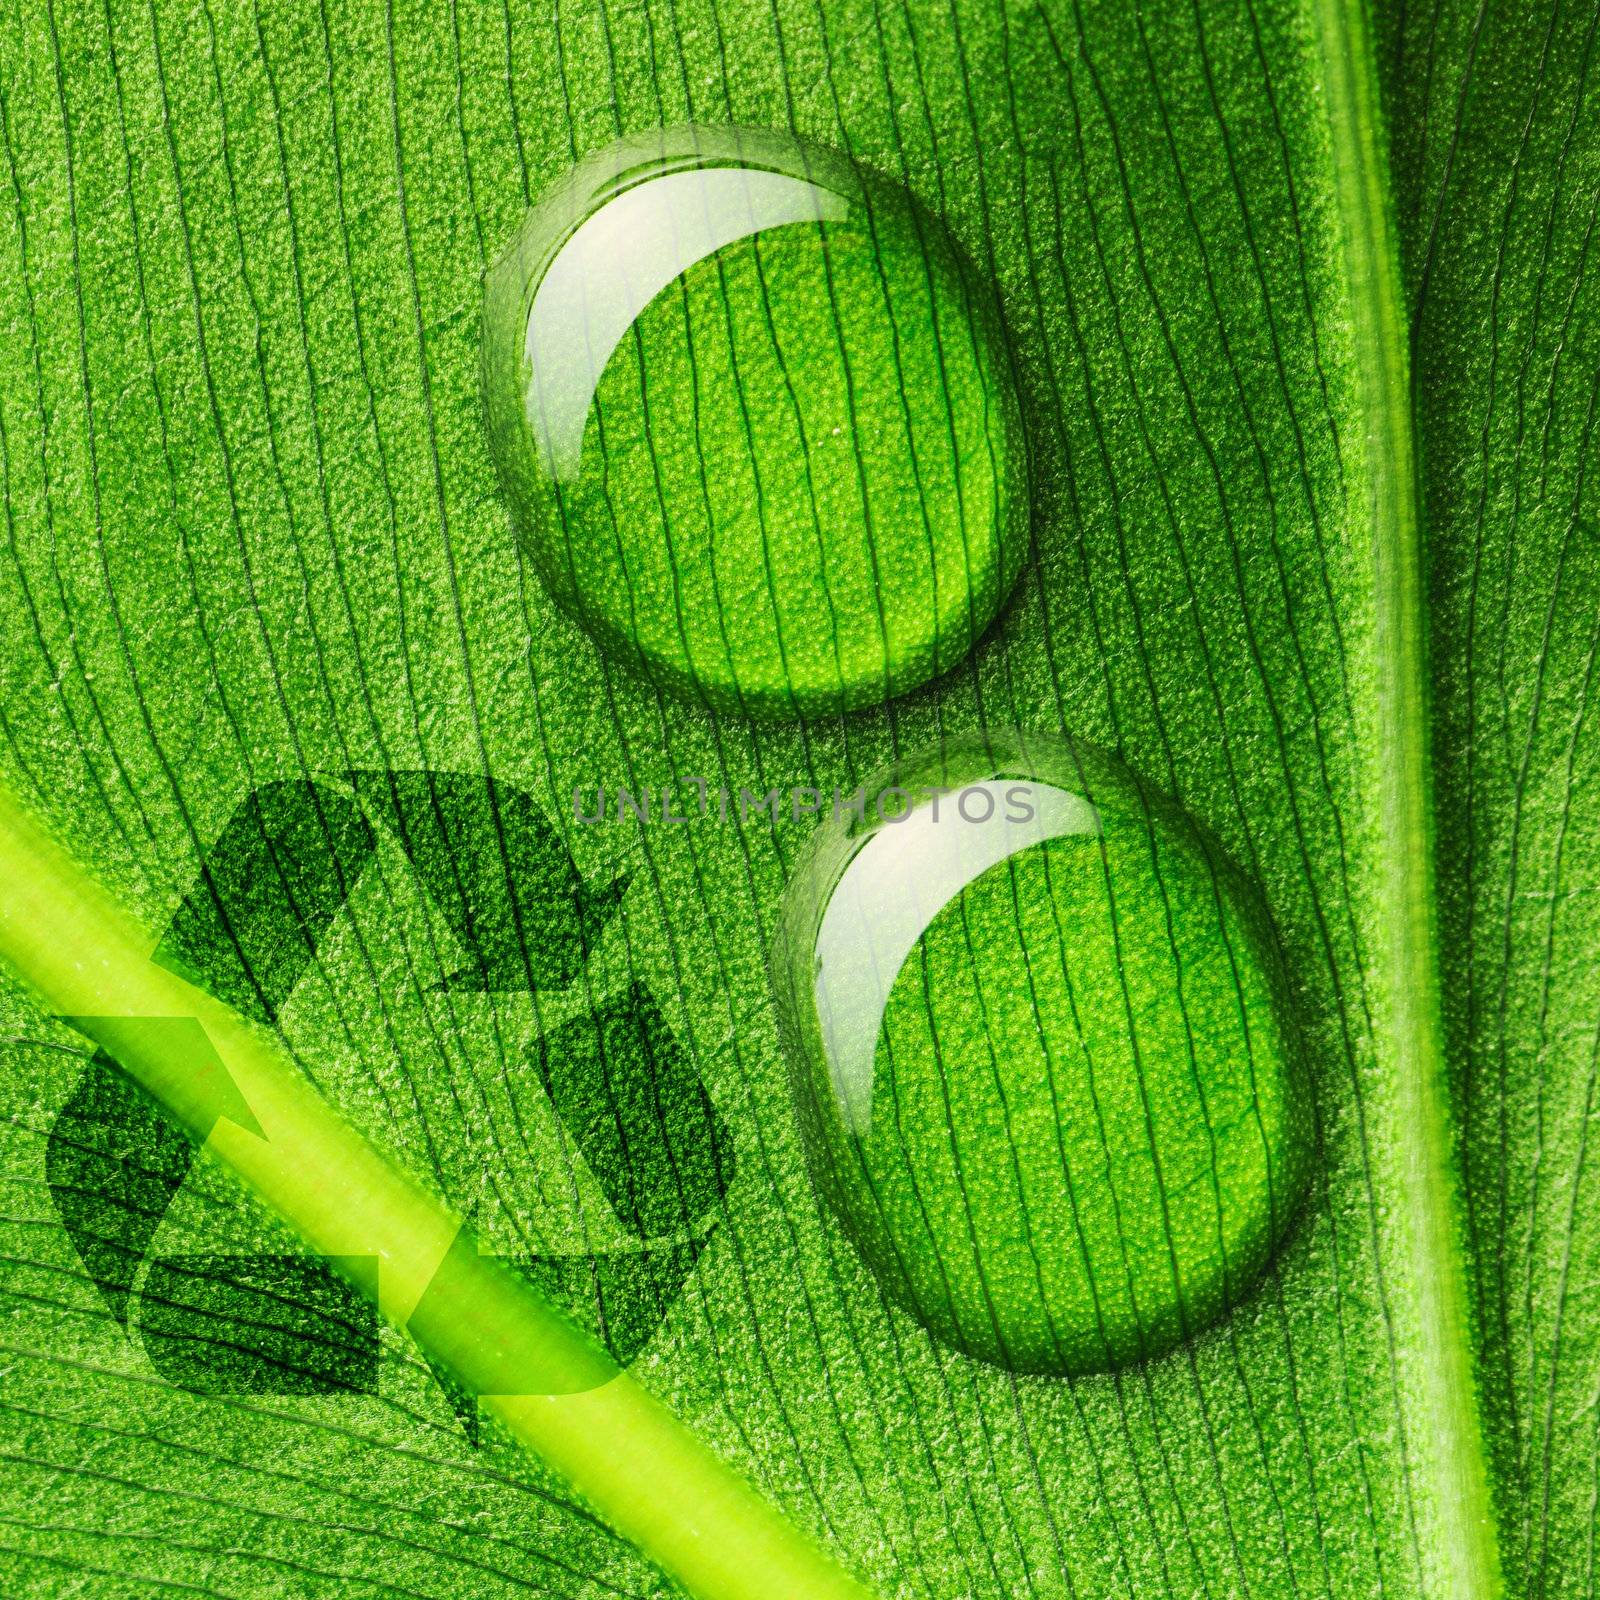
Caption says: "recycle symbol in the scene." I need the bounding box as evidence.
[45,770,733,1441]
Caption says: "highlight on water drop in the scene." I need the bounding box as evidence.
[481,125,1031,721]
[769,730,1313,1376]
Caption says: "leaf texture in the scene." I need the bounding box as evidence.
[0,0,1590,1596]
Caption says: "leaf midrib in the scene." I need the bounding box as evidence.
[1313,1,1503,1594]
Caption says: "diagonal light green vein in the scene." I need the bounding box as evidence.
[0,0,1593,1596]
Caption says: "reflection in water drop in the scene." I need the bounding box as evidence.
[771,731,1312,1376]
[481,126,1030,720]
[814,778,1101,1135]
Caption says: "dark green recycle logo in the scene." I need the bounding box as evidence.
[45,771,733,1439]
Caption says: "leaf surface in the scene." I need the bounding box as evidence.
[0,0,1592,1596]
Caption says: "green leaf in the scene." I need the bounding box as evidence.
[0,1,1591,1597]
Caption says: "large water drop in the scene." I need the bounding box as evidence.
[481,126,1030,720]
[771,731,1312,1375]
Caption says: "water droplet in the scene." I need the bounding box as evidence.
[770,731,1312,1375]
[481,126,1030,719]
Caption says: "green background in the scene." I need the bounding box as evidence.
[0,1,1593,1596]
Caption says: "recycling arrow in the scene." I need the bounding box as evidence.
[421,977,732,1442]
[43,772,731,1418]
[344,768,627,991]
[2,776,869,1600]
